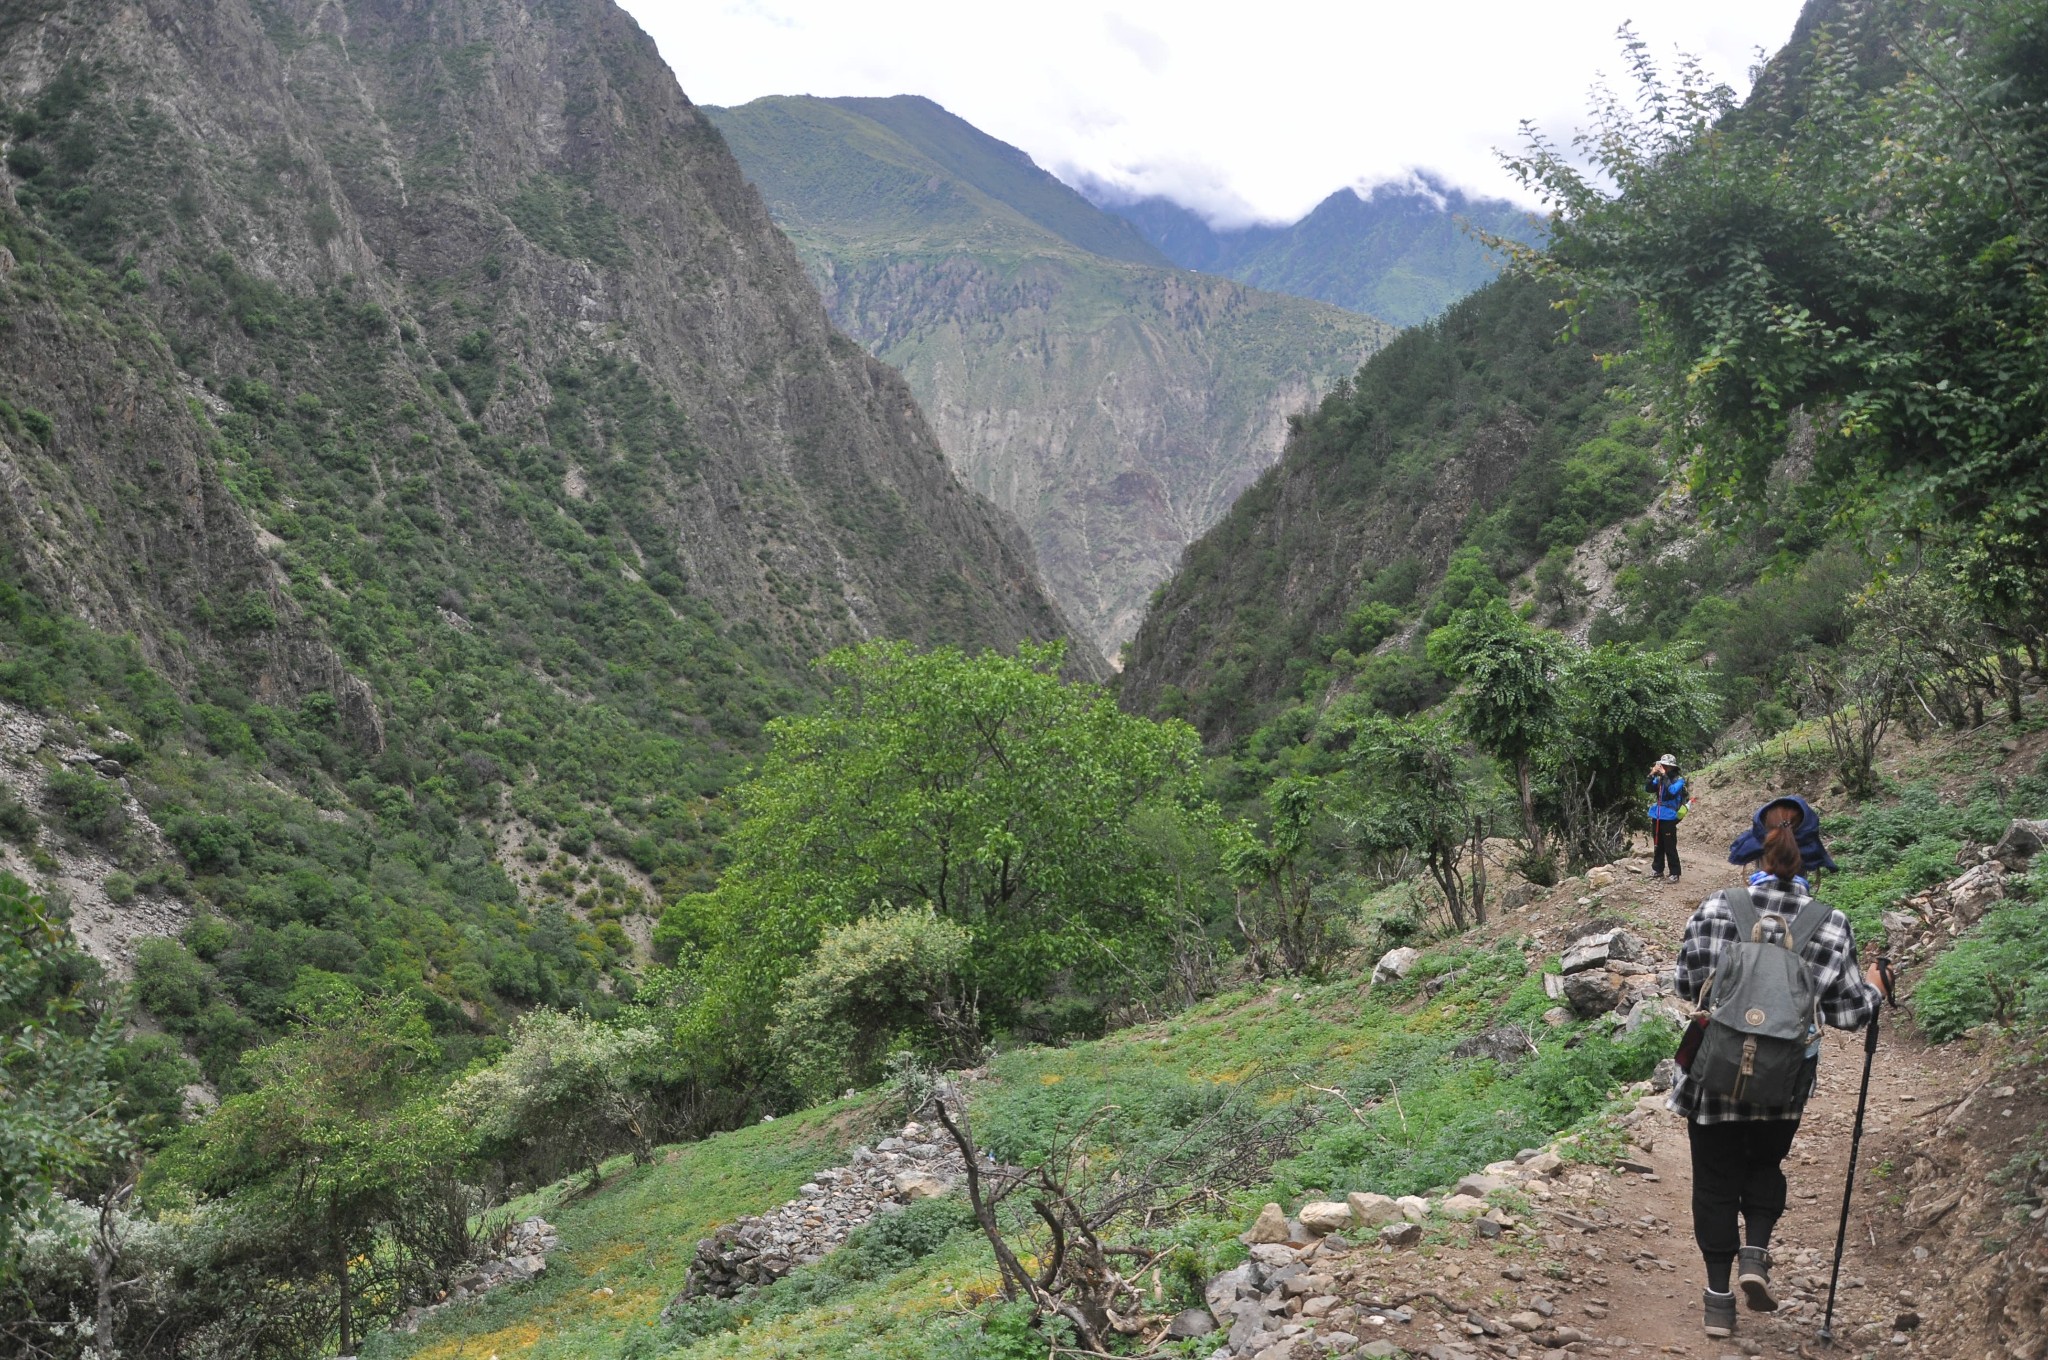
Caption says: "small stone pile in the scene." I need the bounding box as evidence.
[681,1119,965,1299]
[390,1217,558,1334]
[1186,1137,1621,1358]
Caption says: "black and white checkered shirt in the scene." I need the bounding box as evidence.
[1666,880,1882,1124]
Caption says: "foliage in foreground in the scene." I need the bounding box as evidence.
[660,641,1220,1085]
[1508,1,2048,629]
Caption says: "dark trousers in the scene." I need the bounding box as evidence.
[1652,818,1681,877]
[1687,1118,1800,1272]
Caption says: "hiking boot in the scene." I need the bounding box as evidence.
[1649,871,1666,881]
[1703,1289,1736,1337]
[1738,1246,1777,1311]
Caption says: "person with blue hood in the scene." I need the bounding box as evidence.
[1667,796,1884,1340]
[1646,754,1689,880]
[1726,794,1838,878]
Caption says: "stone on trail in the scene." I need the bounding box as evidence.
[1346,1191,1402,1226]
[1587,866,1616,889]
[1167,1307,1217,1338]
[1563,970,1623,1018]
[1244,1202,1292,1244]
[1519,1151,1564,1177]
[892,1171,949,1199]
[1543,972,1566,1000]
[1560,927,1640,975]
[1372,946,1420,982]
[1297,1200,1353,1234]
[1379,1220,1422,1247]
[1395,1194,1430,1222]
[1944,860,2007,922]
[1992,817,2048,869]
[1452,1172,1507,1198]
[1439,1193,1489,1219]
[1359,1341,1399,1358]
[1451,1023,1536,1063]
[1541,1004,1571,1026]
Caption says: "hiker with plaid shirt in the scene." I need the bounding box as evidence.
[1666,797,1885,1339]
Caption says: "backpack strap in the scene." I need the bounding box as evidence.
[1786,896,1832,954]
[1722,885,1759,940]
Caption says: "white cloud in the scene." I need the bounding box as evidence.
[625,0,1805,223]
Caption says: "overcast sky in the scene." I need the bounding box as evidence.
[622,1,1809,226]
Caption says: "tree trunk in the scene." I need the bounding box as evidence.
[335,1217,353,1358]
[1470,815,1487,926]
[1515,757,1542,858]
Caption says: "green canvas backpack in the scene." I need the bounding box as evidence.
[1691,886,1828,1106]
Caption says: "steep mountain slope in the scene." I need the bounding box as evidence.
[0,0,1092,1043]
[707,95,1395,653]
[1119,274,1636,739]
[1104,174,1542,326]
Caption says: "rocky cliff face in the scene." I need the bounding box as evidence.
[710,96,1393,654]
[0,0,1096,709]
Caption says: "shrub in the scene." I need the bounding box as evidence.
[0,790,36,842]
[103,870,137,903]
[768,904,978,1103]
[442,1010,661,1185]
[1915,896,2048,1042]
[44,766,124,840]
[133,936,212,1019]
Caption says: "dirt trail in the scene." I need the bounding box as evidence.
[1496,772,1949,1359]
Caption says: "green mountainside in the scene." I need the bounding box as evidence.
[707,95,1396,653]
[1118,273,1641,740]
[0,0,1090,1064]
[1103,175,1543,327]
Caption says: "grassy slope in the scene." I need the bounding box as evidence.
[361,709,2048,1360]
[364,938,1663,1360]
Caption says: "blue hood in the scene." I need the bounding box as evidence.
[1727,795,1838,872]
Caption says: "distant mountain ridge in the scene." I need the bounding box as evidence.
[1100,175,1543,327]
[708,94,1395,652]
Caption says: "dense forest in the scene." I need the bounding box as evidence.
[4,0,2047,1357]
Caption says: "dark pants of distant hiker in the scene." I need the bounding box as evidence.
[1687,1118,1800,1287]
[1652,819,1681,878]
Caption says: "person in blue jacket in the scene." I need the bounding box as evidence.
[1647,754,1689,880]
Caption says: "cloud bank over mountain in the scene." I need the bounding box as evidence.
[629,0,1806,225]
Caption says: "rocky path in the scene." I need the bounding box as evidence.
[1195,769,1986,1360]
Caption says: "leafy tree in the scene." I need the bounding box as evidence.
[0,874,123,1279]
[1546,645,1718,867]
[152,992,472,1355]
[767,905,978,1103]
[665,641,1215,1068]
[1507,4,2048,623]
[1430,600,1572,861]
[1222,778,1340,977]
[444,1009,661,1187]
[1332,715,1490,930]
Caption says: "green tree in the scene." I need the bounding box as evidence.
[1547,645,1718,867]
[1430,600,1572,862]
[0,874,123,1278]
[444,1010,661,1187]
[152,992,471,1355]
[665,641,1214,1068]
[1332,715,1489,931]
[767,905,979,1103]
[1222,778,1339,977]
[1506,4,2048,624]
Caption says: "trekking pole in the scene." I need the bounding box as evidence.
[1818,1011,1879,1346]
